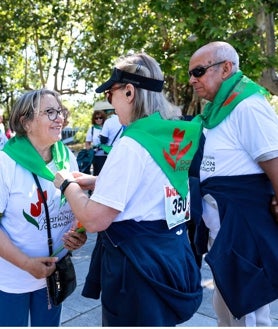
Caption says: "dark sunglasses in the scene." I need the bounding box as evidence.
[95,117,103,120]
[104,85,125,104]
[188,61,226,78]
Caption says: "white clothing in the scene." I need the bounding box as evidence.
[100,114,122,146]
[0,131,8,150]
[0,149,78,293]
[85,125,104,156]
[91,136,170,222]
[200,94,278,239]
[0,122,5,135]
[213,282,271,326]
[202,93,278,326]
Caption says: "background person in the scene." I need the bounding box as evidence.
[85,110,107,175]
[99,109,123,153]
[53,52,203,326]
[0,129,8,150]
[0,112,5,135]
[189,41,278,326]
[0,88,87,327]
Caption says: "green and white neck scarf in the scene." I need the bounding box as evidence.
[93,124,102,129]
[3,136,70,180]
[123,112,202,199]
[193,71,269,129]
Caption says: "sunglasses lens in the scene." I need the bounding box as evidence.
[191,67,206,78]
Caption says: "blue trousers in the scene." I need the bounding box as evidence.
[0,287,62,327]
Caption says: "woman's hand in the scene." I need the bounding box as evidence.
[72,171,96,191]
[63,229,87,251]
[22,256,58,279]
[54,170,74,189]
[54,170,96,191]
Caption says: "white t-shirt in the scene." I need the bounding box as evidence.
[0,131,8,150]
[200,94,278,238]
[91,136,170,222]
[85,125,104,156]
[0,149,78,293]
[100,114,122,146]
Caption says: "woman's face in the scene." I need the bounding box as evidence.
[94,114,104,126]
[106,84,133,126]
[27,94,65,147]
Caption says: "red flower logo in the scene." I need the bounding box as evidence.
[23,188,48,229]
[163,128,192,169]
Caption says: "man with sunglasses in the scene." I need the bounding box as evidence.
[189,41,278,326]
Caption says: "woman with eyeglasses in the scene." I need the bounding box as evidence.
[85,110,107,176]
[53,53,203,326]
[0,88,87,326]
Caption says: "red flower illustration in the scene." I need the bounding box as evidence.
[23,188,48,229]
[30,188,47,217]
[163,128,192,169]
[173,128,185,143]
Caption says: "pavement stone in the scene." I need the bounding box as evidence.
[61,232,278,327]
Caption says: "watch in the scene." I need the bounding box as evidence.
[60,179,75,194]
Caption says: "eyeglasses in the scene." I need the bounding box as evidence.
[95,117,103,120]
[42,107,66,121]
[104,85,125,104]
[188,61,226,78]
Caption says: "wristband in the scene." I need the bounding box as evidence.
[60,179,76,194]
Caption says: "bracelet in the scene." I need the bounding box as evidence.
[60,179,77,194]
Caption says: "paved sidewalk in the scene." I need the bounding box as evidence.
[61,232,278,327]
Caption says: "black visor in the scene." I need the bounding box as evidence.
[95,68,164,93]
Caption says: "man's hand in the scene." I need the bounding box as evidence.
[270,195,278,223]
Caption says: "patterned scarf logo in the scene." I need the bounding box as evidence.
[163,128,192,170]
[23,188,47,229]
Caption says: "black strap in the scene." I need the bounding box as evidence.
[32,173,53,255]
[110,127,122,146]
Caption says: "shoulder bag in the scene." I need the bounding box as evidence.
[32,173,77,307]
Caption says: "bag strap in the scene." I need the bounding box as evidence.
[32,173,53,255]
[110,126,122,146]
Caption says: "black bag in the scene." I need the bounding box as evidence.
[76,149,94,174]
[32,174,77,307]
[47,253,77,306]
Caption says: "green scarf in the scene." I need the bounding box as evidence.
[3,136,69,181]
[122,112,202,199]
[94,124,102,129]
[193,71,269,129]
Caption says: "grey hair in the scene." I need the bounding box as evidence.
[204,41,240,73]
[115,53,181,122]
[9,88,62,136]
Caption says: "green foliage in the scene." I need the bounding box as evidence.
[64,100,92,143]
[0,0,276,121]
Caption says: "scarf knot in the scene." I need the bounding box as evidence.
[195,71,269,129]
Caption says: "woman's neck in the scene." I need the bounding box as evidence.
[28,136,52,163]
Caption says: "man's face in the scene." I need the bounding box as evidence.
[188,52,225,102]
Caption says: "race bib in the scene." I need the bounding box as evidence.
[164,184,190,229]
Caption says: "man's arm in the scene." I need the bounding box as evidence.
[259,157,278,222]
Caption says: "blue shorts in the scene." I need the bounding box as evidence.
[0,287,62,326]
